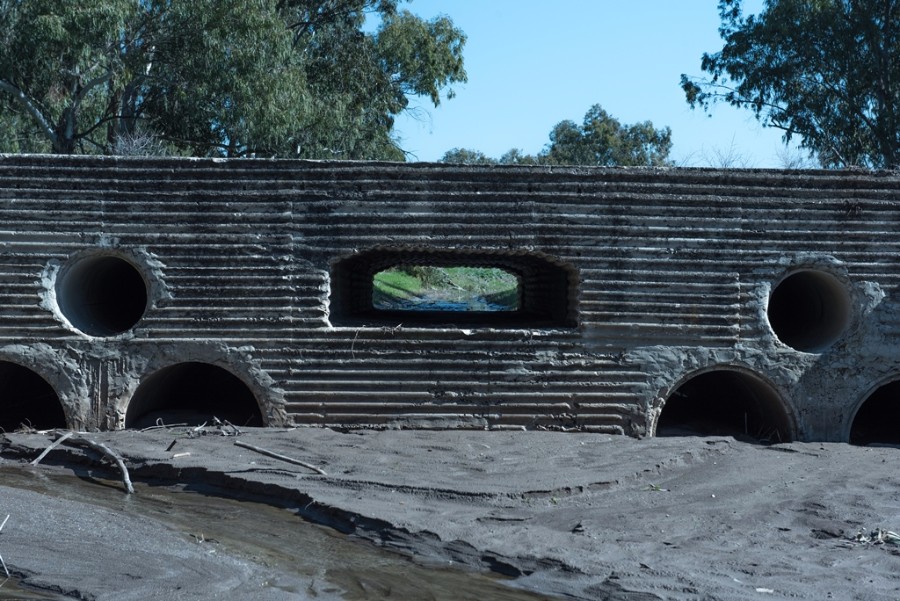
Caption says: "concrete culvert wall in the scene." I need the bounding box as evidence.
[5,156,900,438]
[0,361,66,431]
[657,370,792,442]
[57,255,148,337]
[850,381,900,446]
[767,270,851,353]
[125,362,264,429]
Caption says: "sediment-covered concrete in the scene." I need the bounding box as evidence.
[1,155,898,441]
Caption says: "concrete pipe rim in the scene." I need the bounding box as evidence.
[55,253,149,337]
[766,268,851,353]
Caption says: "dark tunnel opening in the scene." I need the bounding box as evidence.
[125,362,264,429]
[850,381,900,446]
[0,362,66,432]
[57,255,148,337]
[767,270,850,353]
[656,370,792,443]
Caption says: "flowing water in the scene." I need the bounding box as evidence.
[0,467,554,600]
[376,295,511,312]
[0,577,62,600]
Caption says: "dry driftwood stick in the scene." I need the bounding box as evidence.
[0,514,9,578]
[30,431,74,466]
[233,440,327,476]
[141,420,188,432]
[63,437,135,494]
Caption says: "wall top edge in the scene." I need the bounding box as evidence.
[1,153,899,185]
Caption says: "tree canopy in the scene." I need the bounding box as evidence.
[0,0,466,158]
[441,104,672,167]
[681,0,900,169]
[439,148,497,165]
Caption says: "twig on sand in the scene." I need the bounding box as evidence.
[0,514,10,578]
[234,440,327,476]
[30,431,74,466]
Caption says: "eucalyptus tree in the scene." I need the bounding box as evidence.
[0,0,136,153]
[541,105,672,167]
[682,0,900,169]
[0,0,466,158]
[440,104,672,167]
[439,148,497,164]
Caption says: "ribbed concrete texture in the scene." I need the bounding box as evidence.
[1,154,898,442]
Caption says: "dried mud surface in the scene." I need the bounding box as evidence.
[1,429,899,600]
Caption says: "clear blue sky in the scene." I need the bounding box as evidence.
[388,0,801,167]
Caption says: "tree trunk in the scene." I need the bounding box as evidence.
[52,114,77,154]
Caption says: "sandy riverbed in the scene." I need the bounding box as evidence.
[0,428,898,600]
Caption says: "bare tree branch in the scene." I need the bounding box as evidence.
[0,79,57,147]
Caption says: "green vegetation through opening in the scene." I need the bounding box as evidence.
[373,266,519,312]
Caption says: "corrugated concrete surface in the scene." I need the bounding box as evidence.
[0,154,897,442]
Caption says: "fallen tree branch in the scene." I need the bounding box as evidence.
[30,431,74,466]
[62,437,134,494]
[0,514,9,578]
[141,418,188,432]
[29,432,135,493]
[234,440,327,476]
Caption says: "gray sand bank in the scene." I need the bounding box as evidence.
[1,429,898,600]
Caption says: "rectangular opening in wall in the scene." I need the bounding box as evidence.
[373,266,520,312]
[330,248,577,328]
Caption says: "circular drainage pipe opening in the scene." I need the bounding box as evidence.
[657,369,792,443]
[767,269,850,353]
[56,255,148,337]
[125,362,264,429]
[850,381,900,446]
[0,362,66,431]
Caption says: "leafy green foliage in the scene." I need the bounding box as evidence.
[140,0,305,157]
[373,266,519,311]
[497,148,541,165]
[440,104,672,167]
[377,11,466,106]
[542,105,672,167]
[0,0,466,158]
[373,267,423,301]
[440,148,497,165]
[0,0,135,153]
[682,0,900,169]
